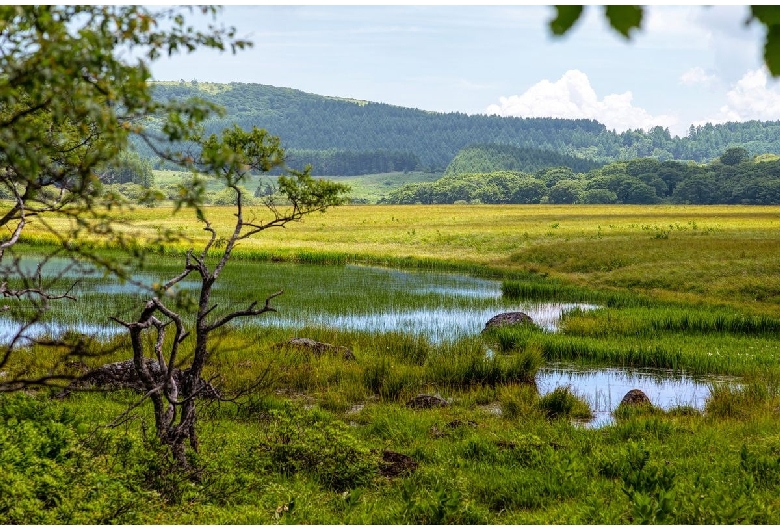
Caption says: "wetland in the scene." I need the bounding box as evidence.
[4,204,780,524]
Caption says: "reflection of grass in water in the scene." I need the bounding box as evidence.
[536,366,721,426]
[7,205,780,523]
[2,253,586,339]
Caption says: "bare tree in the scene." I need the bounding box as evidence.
[109,126,348,466]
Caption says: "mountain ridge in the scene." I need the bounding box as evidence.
[140,81,780,173]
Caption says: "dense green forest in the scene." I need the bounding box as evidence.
[383,148,780,205]
[284,149,420,176]
[443,144,601,176]
[138,81,780,174]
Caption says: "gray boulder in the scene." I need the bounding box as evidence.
[280,337,356,360]
[620,388,651,406]
[407,394,449,409]
[483,311,534,331]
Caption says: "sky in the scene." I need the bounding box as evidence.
[149,4,780,138]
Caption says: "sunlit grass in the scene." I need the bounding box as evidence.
[15,202,780,313]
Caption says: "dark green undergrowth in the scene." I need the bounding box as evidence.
[3,387,780,524]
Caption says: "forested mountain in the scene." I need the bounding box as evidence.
[138,81,780,175]
[443,144,600,175]
[142,81,608,172]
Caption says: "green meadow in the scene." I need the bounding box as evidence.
[4,203,780,523]
[151,169,441,204]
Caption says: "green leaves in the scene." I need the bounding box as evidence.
[765,26,780,76]
[753,6,780,75]
[550,6,642,39]
[751,5,780,26]
[549,5,780,76]
[604,5,643,39]
[198,125,350,213]
[549,5,584,36]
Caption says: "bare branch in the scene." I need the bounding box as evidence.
[0,281,78,302]
[106,385,162,428]
[204,289,283,332]
[161,249,196,291]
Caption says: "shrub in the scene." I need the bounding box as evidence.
[705,382,770,419]
[538,386,592,420]
[362,357,419,401]
[258,405,376,490]
[0,394,150,523]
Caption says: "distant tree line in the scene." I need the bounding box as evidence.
[284,149,420,176]
[443,144,600,176]
[96,150,154,187]
[382,148,780,205]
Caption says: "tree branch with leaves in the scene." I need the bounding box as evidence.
[0,5,251,382]
[550,5,780,76]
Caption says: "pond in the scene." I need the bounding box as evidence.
[2,256,730,423]
[537,364,734,427]
[260,264,594,341]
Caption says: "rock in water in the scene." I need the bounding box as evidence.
[483,312,534,331]
[620,388,651,406]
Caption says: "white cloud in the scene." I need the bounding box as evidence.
[485,69,677,133]
[680,67,717,87]
[700,68,780,124]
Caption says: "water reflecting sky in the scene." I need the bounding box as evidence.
[2,257,732,422]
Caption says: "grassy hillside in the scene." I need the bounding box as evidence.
[151,169,440,204]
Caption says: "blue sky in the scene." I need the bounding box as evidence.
[150,5,780,137]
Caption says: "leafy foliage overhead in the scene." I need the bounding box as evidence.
[551,5,780,75]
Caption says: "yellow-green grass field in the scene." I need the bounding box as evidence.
[21,203,780,314]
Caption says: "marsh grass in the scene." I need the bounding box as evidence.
[537,386,593,420]
[7,204,780,523]
[704,378,780,420]
[19,203,780,310]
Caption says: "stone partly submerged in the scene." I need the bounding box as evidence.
[620,388,652,406]
[278,337,356,361]
[55,358,221,399]
[482,311,534,331]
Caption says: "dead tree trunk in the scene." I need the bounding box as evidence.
[110,126,347,468]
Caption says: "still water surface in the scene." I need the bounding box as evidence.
[2,259,730,423]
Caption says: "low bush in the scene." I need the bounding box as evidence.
[537,386,592,420]
[256,405,377,491]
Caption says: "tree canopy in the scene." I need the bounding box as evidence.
[383,149,780,206]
